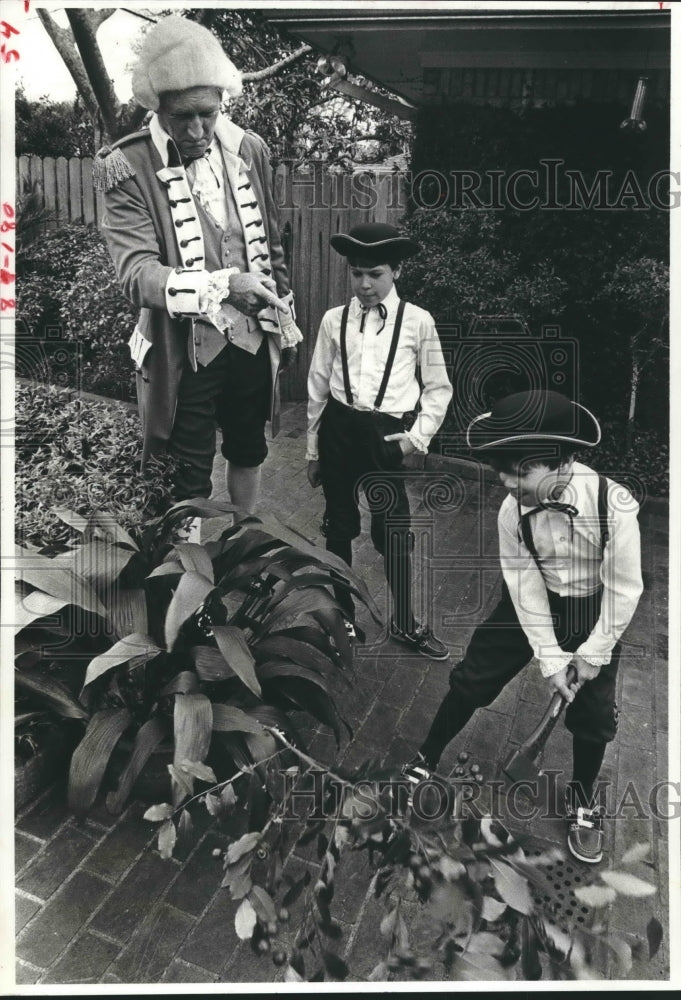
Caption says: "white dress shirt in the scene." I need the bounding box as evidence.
[497,461,643,677]
[306,286,453,460]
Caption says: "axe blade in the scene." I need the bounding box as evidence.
[502,745,542,786]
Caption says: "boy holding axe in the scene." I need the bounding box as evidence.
[404,390,643,863]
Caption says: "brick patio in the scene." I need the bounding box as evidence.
[13,402,670,985]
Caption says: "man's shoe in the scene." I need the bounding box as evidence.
[400,753,433,808]
[566,802,605,864]
[390,621,449,661]
[401,752,433,785]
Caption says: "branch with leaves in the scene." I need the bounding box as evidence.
[143,725,664,983]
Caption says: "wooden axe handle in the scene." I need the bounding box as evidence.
[517,664,578,762]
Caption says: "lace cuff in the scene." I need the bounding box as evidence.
[201,268,240,330]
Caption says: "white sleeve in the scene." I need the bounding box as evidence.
[576,487,643,664]
[407,313,453,453]
[498,504,573,678]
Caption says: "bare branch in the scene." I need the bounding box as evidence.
[242,44,313,83]
[35,9,99,121]
[88,9,117,31]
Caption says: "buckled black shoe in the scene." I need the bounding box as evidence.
[400,753,433,808]
[566,798,605,864]
[390,620,449,660]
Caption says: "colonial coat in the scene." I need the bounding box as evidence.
[98,116,290,466]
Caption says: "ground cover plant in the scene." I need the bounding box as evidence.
[16,224,136,401]
[16,382,175,550]
[14,497,379,823]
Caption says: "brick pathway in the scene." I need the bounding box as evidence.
[13,403,670,985]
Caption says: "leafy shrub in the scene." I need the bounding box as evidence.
[16,224,137,401]
[16,382,176,549]
[15,497,379,820]
[579,423,669,499]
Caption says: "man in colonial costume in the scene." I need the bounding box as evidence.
[97,16,302,515]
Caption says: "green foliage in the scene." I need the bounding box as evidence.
[400,208,567,330]
[16,84,95,158]
[185,8,410,167]
[578,423,669,499]
[399,101,669,480]
[16,223,137,401]
[143,737,663,982]
[16,383,176,549]
[14,499,381,820]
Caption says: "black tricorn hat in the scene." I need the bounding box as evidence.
[330,222,421,262]
[466,390,601,451]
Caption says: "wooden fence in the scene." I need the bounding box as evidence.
[16,156,408,400]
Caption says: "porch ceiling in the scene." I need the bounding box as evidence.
[266,7,670,106]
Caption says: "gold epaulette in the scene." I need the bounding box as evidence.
[92,129,149,192]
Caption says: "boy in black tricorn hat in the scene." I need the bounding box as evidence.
[404,390,643,863]
[306,222,453,658]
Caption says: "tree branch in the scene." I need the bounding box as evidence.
[242,44,313,83]
[36,9,99,121]
[66,8,122,142]
[88,9,117,31]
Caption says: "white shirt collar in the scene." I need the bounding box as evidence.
[350,284,400,316]
[149,113,248,168]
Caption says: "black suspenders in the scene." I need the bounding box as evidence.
[339,299,407,408]
[520,473,610,560]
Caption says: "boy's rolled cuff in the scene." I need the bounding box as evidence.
[405,429,429,454]
[574,644,612,667]
[538,647,575,678]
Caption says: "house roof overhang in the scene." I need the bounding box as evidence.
[266,6,671,106]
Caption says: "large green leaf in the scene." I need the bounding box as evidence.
[159,498,240,534]
[52,507,90,536]
[264,676,346,746]
[250,514,380,619]
[164,570,215,651]
[174,543,214,583]
[256,660,333,696]
[490,859,534,915]
[172,692,213,806]
[212,625,261,698]
[14,589,69,633]
[253,635,342,678]
[107,587,148,640]
[211,703,266,735]
[82,633,162,691]
[269,625,339,662]
[211,530,284,583]
[15,668,88,720]
[68,707,132,815]
[191,646,235,682]
[147,561,184,579]
[261,574,355,615]
[161,671,200,696]
[84,510,140,551]
[106,716,170,814]
[312,608,353,671]
[259,587,342,636]
[71,541,136,593]
[16,546,106,618]
[599,870,656,897]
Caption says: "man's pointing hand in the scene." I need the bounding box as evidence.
[227,272,289,317]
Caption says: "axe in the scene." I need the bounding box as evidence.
[502,665,578,785]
